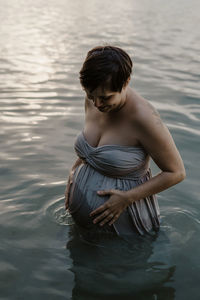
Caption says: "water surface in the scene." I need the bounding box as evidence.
[0,0,200,299]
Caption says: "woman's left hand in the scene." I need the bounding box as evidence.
[90,189,130,226]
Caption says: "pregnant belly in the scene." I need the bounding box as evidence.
[68,164,119,229]
[67,164,159,236]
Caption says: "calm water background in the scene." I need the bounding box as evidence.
[0,0,200,299]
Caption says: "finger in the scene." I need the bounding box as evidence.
[65,198,68,210]
[99,213,115,226]
[109,214,120,225]
[65,187,71,210]
[65,184,70,195]
[90,204,107,216]
[97,189,114,196]
[65,179,73,199]
[93,210,110,224]
[64,189,69,199]
[68,179,73,187]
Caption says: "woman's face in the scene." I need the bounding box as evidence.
[84,84,128,113]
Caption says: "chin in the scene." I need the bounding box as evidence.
[98,106,110,112]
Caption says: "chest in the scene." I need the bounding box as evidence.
[84,110,141,148]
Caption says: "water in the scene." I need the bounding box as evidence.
[0,0,199,299]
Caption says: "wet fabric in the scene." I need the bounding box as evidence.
[68,131,161,236]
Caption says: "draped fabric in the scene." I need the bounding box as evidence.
[68,131,160,236]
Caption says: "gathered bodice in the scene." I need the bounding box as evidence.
[74,131,150,179]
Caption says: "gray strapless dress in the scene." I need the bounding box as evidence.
[68,131,160,236]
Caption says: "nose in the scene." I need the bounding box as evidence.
[94,98,102,107]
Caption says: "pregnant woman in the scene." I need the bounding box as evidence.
[65,45,186,237]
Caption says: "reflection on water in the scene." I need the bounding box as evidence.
[0,0,200,299]
[67,226,175,300]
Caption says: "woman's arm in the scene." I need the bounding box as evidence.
[126,170,185,204]
[90,101,186,226]
[125,101,186,203]
[70,157,84,173]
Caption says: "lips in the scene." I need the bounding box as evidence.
[98,106,108,111]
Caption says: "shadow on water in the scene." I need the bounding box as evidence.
[66,225,176,300]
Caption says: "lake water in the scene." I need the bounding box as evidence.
[0,0,200,299]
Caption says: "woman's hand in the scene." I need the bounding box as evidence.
[64,170,75,210]
[90,189,130,226]
[64,157,84,210]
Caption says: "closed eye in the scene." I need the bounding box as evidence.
[100,96,111,101]
[87,94,94,100]
[87,95,111,101]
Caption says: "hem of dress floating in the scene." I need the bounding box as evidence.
[112,201,161,237]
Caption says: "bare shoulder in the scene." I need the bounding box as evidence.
[131,90,169,143]
[129,89,162,128]
[129,90,186,174]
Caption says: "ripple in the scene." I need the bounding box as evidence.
[55,208,75,226]
[152,101,200,122]
[1,0,200,298]
[44,197,75,226]
[160,207,200,246]
[0,261,19,285]
[167,123,200,136]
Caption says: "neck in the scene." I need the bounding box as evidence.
[112,88,129,113]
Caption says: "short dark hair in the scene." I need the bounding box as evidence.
[79,45,133,93]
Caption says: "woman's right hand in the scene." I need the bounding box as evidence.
[64,170,75,210]
[64,157,84,210]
